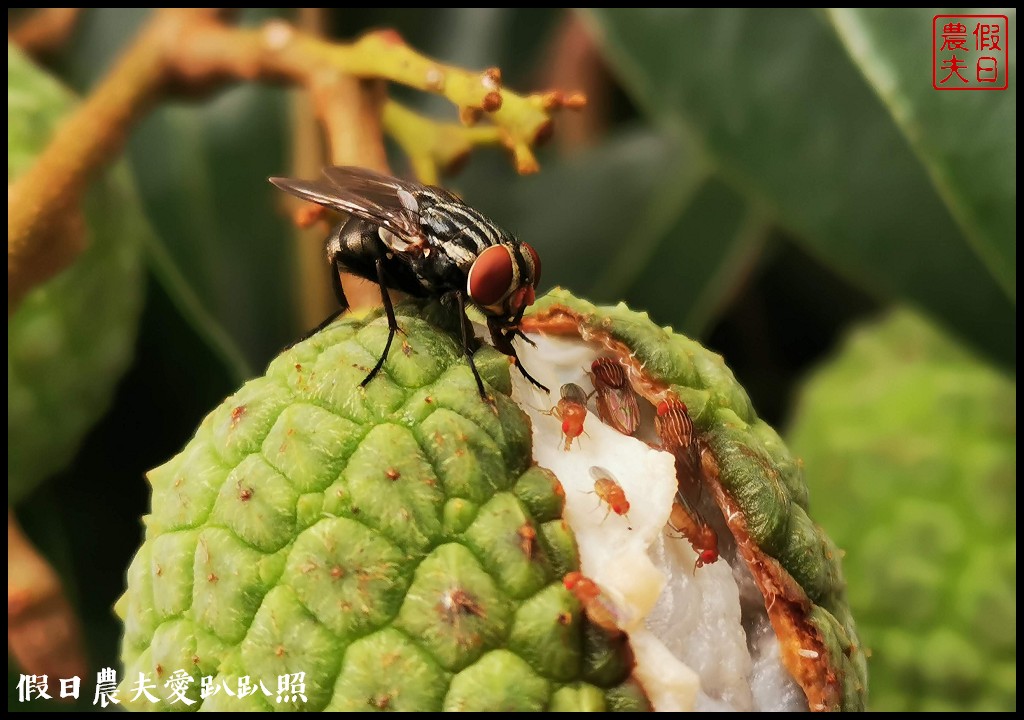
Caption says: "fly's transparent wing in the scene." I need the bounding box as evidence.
[322,166,461,205]
[269,167,423,246]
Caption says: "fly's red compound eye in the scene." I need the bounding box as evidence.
[523,242,542,287]
[700,549,718,565]
[468,246,515,307]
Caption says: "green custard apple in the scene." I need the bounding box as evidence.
[790,309,1015,711]
[8,44,146,503]
[117,289,866,711]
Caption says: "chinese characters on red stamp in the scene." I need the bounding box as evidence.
[934,15,1009,90]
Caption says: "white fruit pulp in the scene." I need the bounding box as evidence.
[512,334,806,712]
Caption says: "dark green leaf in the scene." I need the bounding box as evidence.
[828,8,1016,302]
[462,127,705,301]
[465,128,767,339]
[622,178,769,336]
[587,8,1014,365]
[142,227,253,384]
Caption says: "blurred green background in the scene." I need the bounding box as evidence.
[8,8,1015,711]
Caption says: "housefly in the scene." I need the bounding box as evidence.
[270,166,547,399]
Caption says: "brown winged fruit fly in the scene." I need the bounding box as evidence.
[668,494,719,572]
[544,383,589,450]
[563,571,620,633]
[655,397,694,454]
[588,466,631,528]
[590,357,641,435]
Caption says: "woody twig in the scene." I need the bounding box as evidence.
[8,510,87,691]
[8,7,583,315]
[8,8,82,58]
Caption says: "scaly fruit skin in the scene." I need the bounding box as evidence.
[117,303,646,711]
[119,289,866,711]
[7,44,146,502]
[526,289,867,711]
[790,310,1015,712]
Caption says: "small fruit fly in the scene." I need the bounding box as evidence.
[667,494,719,572]
[655,397,694,454]
[270,166,547,400]
[590,358,640,436]
[657,396,706,483]
[588,466,631,527]
[544,383,589,450]
[563,571,619,633]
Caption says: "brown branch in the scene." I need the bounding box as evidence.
[8,508,87,689]
[8,10,172,314]
[538,12,613,153]
[311,73,390,313]
[288,8,383,325]
[287,10,337,329]
[8,7,582,315]
[8,8,82,58]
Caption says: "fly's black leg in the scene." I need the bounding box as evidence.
[286,259,349,349]
[361,258,399,388]
[456,291,489,400]
[511,328,537,348]
[328,256,349,308]
[488,318,550,394]
[510,354,549,394]
[504,307,537,347]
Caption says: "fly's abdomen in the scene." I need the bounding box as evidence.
[327,219,383,281]
[329,219,430,297]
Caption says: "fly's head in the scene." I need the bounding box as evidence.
[466,241,542,328]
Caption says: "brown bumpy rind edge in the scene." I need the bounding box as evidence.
[523,288,867,712]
